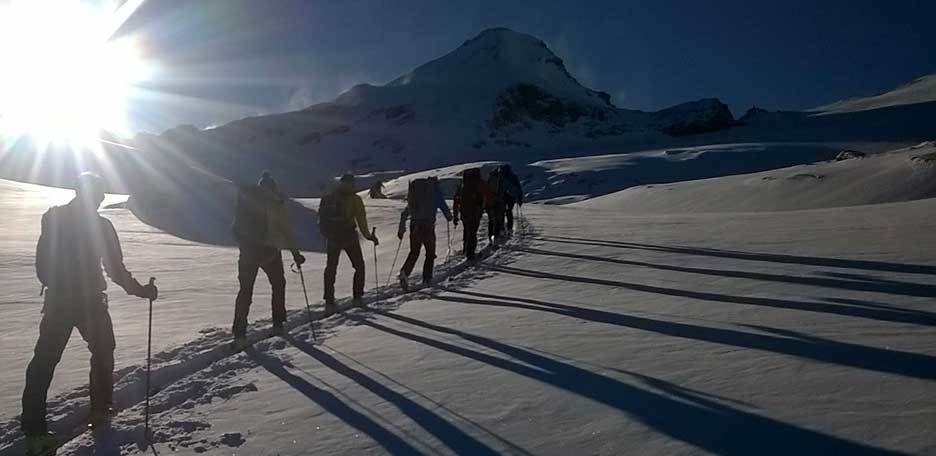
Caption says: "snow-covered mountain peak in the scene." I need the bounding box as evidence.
[382,27,609,107]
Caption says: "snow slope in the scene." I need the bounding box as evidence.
[577,142,936,213]
[373,143,842,204]
[2,195,933,454]
[0,178,463,430]
[816,74,936,114]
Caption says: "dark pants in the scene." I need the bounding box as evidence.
[22,292,115,435]
[462,216,481,260]
[487,204,506,241]
[324,236,365,301]
[234,246,286,338]
[505,199,516,233]
[401,221,437,283]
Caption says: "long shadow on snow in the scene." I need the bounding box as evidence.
[514,246,936,323]
[319,344,536,456]
[284,335,503,456]
[475,268,936,381]
[245,347,427,456]
[536,236,936,276]
[356,311,903,456]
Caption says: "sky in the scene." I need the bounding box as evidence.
[116,0,936,134]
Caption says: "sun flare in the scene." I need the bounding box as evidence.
[0,0,150,149]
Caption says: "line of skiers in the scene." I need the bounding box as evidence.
[20,166,522,454]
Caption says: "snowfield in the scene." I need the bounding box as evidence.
[578,142,936,213]
[374,143,845,204]
[0,179,462,446]
[2,173,936,454]
[815,74,936,115]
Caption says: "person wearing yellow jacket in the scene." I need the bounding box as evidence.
[319,174,378,314]
[231,172,304,349]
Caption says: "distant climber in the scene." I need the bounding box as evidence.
[485,168,507,245]
[231,171,304,350]
[369,180,387,199]
[319,174,378,313]
[498,164,523,235]
[23,173,159,455]
[453,168,488,262]
[397,177,452,290]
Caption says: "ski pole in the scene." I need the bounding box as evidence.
[296,265,316,341]
[144,277,156,446]
[446,222,452,262]
[518,204,524,237]
[386,237,403,286]
[371,228,379,291]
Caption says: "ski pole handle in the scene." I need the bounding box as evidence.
[148,277,157,302]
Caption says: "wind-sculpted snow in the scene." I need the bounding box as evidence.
[578,142,936,213]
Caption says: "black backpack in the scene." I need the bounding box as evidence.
[37,205,95,290]
[407,178,434,219]
[459,168,484,214]
[318,192,355,239]
[232,185,269,245]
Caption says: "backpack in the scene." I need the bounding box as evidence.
[36,205,109,294]
[407,178,434,218]
[458,168,484,215]
[318,191,355,239]
[232,185,269,245]
[503,171,522,201]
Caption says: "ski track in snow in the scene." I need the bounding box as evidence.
[3,164,936,454]
[3,196,936,454]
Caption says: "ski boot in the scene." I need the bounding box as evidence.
[25,432,57,456]
[230,335,250,352]
[270,323,286,337]
[324,299,337,316]
[398,273,409,292]
[87,407,115,430]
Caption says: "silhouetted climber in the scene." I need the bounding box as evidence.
[398,177,452,290]
[319,174,378,314]
[368,180,387,199]
[453,168,487,262]
[23,172,158,455]
[231,171,304,350]
[499,164,523,235]
[485,168,507,246]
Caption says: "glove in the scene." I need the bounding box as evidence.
[453,218,459,227]
[131,279,158,301]
[293,252,306,266]
[368,232,380,246]
[397,228,405,240]
[141,283,158,301]
[518,200,523,207]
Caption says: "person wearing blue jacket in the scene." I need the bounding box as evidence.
[397,177,452,290]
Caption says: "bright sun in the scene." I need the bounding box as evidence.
[0,0,151,148]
